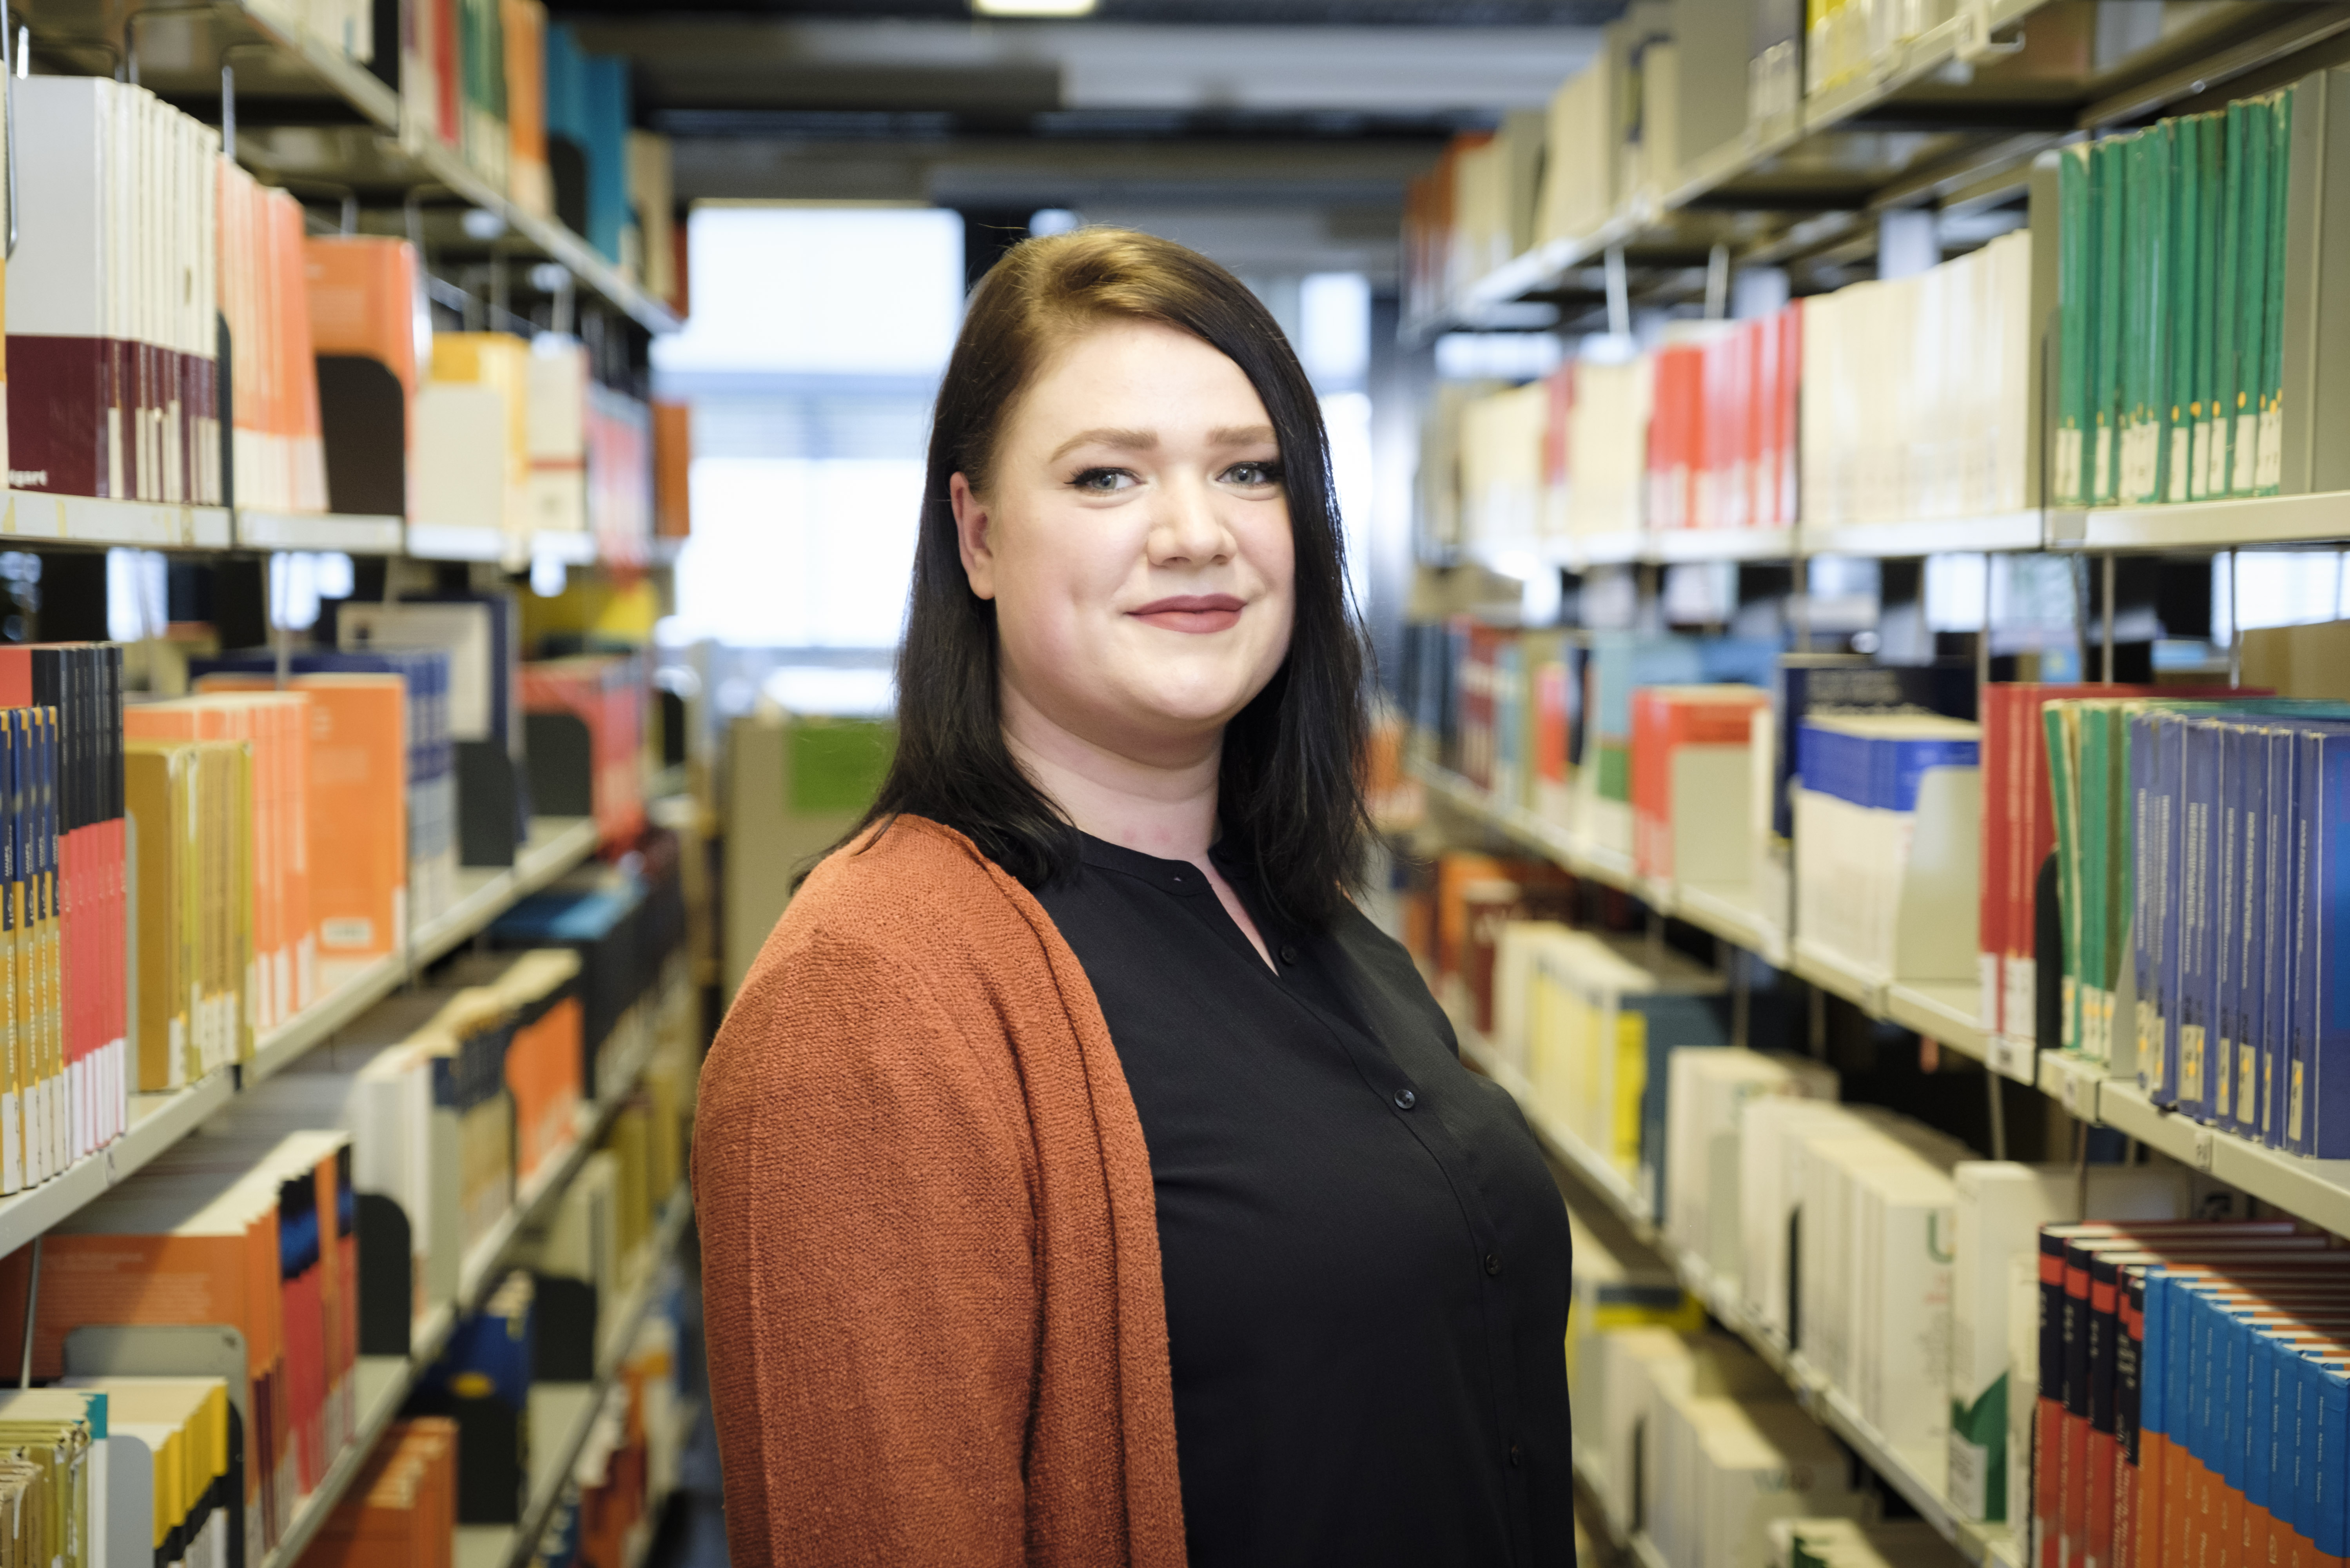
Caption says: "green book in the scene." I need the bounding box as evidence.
[2116,134,2143,502]
[2258,87,2294,494]
[2091,138,2125,505]
[2233,95,2272,495]
[2167,115,2201,502]
[2078,702,2109,1061]
[2056,143,2093,506]
[2045,702,2083,1055]
[2192,112,2224,498]
[2146,125,2173,503]
[2210,103,2245,500]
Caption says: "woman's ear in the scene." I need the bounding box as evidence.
[950,472,997,601]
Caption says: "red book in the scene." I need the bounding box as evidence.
[1629,685,1768,880]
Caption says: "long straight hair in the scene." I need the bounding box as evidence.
[851,227,1370,928]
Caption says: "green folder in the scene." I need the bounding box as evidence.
[2092,137,2124,504]
[2212,103,2245,501]
[2056,143,2092,506]
[2166,115,2200,502]
[2234,94,2271,495]
[2045,703,2083,1054]
[2192,111,2223,499]
[2258,87,2294,495]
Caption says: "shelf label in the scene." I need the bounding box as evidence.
[2192,1127,2217,1174]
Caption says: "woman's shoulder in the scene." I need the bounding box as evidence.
[735,814,1054,1013]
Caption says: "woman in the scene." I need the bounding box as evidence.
[695,228,1573,1567]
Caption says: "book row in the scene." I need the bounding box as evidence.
[2026,694,2350,1158]
[1404,0,2102,322]
[399,0,681,294]
[1435,224,2036,555]
[2052,88,2291,506]
[5,77,689,554]
[0,624,659,1186]
[1433,897,2251,1544]
[1569,1205,1975,1568]
[0,924,695,1565]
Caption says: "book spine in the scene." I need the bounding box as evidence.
[2314,732,2350,1158]
[2179,720,2219,1120]
[2216,724,2243,1130]
[2132,712,2163,1094]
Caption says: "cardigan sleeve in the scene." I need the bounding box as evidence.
[694,924,1041,1567]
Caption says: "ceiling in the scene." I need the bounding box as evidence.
[553,6,1615,280]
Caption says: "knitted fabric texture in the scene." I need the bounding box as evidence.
[694,815,1187,1567]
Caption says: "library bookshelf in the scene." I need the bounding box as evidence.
[1450,1006,2026,1568]
[1414,751,2350,1272]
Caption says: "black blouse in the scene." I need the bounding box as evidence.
[1030,834,1575,1567]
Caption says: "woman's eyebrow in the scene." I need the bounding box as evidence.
[1209,425,1276,447]
[1048,427,1155,463]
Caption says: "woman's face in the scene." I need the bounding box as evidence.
[952,318,1297,766]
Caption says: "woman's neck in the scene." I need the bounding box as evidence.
[1000,682,1221,861]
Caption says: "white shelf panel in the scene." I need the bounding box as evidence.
[0,1070,236,1258]
[531,530,597,566]
[2049,491,2350,551]
[215,2,678,336]
[0,491,232,549]
[1457,1004,2023,1568]
[246,816,597,1083]
[405,523,512,563]
[1884,978,1989,1063]
[2096,1079,2350,1239]
[457,1193,691,1568]
[1669,880,1790,969]
[236,510,406,554]
[1799,511,2047,557]
[1650,526,1797,564]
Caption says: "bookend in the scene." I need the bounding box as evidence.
[530,1272,599,1383]
[526,711,595,818]
[316,356,406,517]
[356,1192,416,1358]
[64,1322,251,1568]
[458,739,524,867]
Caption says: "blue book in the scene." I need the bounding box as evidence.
[2130,712,2163,1096]
[2312,1358,2350,1563]
[2260,727,2294,1147]
[2218,724,2254,1136]
[1874,734,1980,812]
[1771,657,1975,839]
[2299,728,2350,1157]
[2176,719,2225,1120]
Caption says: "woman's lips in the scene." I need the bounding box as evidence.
[1130,594,1244,634]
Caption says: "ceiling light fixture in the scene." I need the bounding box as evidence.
[972,0,1097,15]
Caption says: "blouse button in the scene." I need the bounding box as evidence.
[1507,1444,1523,1470]
[1484,1253,1504,1277]
[1279,943,1300,965]
[1392,1088,1417,1111]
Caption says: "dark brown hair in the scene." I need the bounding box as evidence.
[854,226,1370,928]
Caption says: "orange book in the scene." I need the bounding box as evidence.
[652,399,691,538]
[129,693,314,1039]
[303,237,425,400]
[300,1417,457,1568]
[0,1156,286,1555]
[451,949,582,1187]
[258,675,405,967]
[1628,684,1769,881]
[501,0,551,220]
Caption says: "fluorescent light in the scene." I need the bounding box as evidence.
[973,0,1096,14]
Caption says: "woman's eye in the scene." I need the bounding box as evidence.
[1071,467,1136,494]
[1223,461,1282,488]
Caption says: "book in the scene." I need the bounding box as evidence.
[5,76,220,504]
[304,235,428,519]
[219,159,328,512]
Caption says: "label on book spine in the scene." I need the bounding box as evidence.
[2138,999,2160,1090]
[2181,1023,2206,1103]
[2167,429,2190,502]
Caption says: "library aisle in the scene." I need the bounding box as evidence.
[0,0,2347,1566]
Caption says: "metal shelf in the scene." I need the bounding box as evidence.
[214,2,679,335]
[247,816,600,1084]
[455,1191,693,1568]
[0,1069,236,1258]
[0,492,232,550]
[2048,491,2350,552]
[234,510,406,555]
[1800,512,2048,558]
[1454,1013,2022,1568]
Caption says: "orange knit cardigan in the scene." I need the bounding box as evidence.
[693,815,1189,1567]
